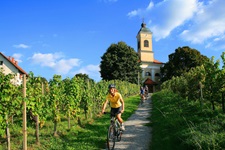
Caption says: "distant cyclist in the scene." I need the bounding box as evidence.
[101,84,125,131]
[140,86,145,102]
[144,85,149,99]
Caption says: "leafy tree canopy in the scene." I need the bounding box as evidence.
[100,41,142,84]
[74,73,94,83]
[160,46,209,82]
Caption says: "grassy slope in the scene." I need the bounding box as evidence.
[150,90,225,150]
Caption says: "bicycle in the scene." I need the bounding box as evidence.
[145,90,148,99]
[140,94,145,105]
[104,112,123,150]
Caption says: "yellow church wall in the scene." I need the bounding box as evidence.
[140,34,153,52]
[141,52,154,62]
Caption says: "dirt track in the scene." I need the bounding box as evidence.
[112,97,152,150]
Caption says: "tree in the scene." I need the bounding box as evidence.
[160,46,209,82]
[75,73,94,83]
[100,41,142,84]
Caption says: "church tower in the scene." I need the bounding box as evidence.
[136,22,154,62]
[137,22,163,93]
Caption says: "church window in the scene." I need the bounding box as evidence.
[144,40,149,47]
[145,72,151,76]
[138,41,140,49]
[0,61,3,65]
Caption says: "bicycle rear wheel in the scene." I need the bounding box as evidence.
[107,125,115,150]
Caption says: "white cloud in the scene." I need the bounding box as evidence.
[127,10,139,18]
[29,52,101,81]
[128,0,199,40]
[12,53,23,63]
[30,52,81,74]
[150,0,199,40]
[31,52,62,67]
[205,35,225,50]
[146,1,154,10]
[128,0,225,47]
[56,59,81,74]
[127,1,153,18]
[180,0,225,44]
[13,44,30,49]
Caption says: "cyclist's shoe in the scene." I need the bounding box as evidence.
[120,123,125,131]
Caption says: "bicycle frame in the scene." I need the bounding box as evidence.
[110,116,121,134]
[107,115,122,150]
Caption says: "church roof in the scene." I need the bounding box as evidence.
[141,59,164,64]
[153,59,164,64]
[138,22,152,34]
[144,78,157,85]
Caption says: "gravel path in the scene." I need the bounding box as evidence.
[113,97,152,150]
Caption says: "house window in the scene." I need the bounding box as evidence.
[0,61,3,65]
[145,72,151,76]
[144,40,149,47]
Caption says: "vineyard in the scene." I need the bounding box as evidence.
[150,52,225,149]
[161,52,225,112]
[0,70,139,149]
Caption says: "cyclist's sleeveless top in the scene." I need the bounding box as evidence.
[106,92,122,108]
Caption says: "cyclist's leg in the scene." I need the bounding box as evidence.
[141,94,144,102]
[113,106,122,123]
[117,113,123,123]
[117,113,125,131]
[115,107,125,131]
[112,106,124,124]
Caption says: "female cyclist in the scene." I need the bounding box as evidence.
[101,84,125,131]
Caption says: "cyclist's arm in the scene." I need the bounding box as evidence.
[120,96,125,113]
[101,99,109,114]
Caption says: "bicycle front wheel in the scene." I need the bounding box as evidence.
[107,125,115,150]
[117,130,122,141]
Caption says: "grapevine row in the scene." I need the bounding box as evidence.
[0,70,139,149]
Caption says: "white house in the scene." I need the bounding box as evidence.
[0,52,28,85]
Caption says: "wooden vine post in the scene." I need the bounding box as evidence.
[6,114,10,150]
[23,74,27,150]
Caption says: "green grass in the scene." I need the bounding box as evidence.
[0,95,141,150]
[150,90,225,150]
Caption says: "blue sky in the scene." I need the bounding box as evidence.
[1,0,225,82]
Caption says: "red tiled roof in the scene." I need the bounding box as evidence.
[0,52,28,75]
[153,59,164,64]
[144,78,157,85]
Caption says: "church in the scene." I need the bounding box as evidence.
[136,22,164,93]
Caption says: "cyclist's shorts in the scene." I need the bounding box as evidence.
[110,106,122,117]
